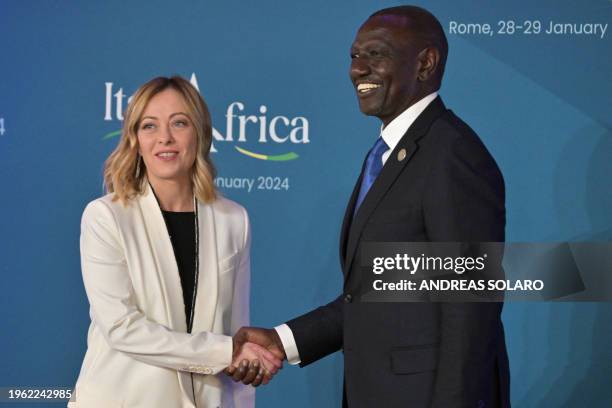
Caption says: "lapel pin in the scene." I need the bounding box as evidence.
[397,148,407,162]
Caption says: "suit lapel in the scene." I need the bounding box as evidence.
[140,185,219,406]
[138,185,220,333]
[342,97,447,281]
[339,161,366,273]
[138,184,187,332]
[190,200,219,333]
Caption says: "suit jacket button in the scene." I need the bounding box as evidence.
[344,294,352,303]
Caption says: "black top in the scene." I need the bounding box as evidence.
[161,210,196,331]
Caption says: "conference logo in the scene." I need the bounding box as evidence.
[103,73,309,161]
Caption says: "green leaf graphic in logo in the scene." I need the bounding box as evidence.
[102,130,121,140]
[235,146,299,161]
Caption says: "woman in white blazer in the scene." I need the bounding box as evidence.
[70,76,281,408]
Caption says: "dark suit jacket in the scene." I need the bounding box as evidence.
[287,97,510,408]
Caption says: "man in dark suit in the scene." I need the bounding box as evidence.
[227,5,510,407]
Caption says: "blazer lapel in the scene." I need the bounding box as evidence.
[138,184,187,332]
[339,158,366,274]
[343,97,447,281]
[139,186,219,407]
[190,200,219,333]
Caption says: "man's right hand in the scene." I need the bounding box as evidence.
[225,327,287,385]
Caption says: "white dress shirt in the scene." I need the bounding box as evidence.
[275,92,439,365]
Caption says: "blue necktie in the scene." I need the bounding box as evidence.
[354,137,389,214]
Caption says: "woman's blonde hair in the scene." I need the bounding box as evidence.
[103,76,217,205]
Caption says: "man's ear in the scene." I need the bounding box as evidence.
[416,47,440,82]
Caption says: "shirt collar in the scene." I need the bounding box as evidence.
[380,92,438,151]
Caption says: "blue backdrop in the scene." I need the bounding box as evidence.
[1,0,610,406]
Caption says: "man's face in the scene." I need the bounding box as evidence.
[350,17,423,126]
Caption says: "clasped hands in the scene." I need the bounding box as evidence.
[225,327,286,387]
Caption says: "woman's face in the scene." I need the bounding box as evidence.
[137,88,198,187]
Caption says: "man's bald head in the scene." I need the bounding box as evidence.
[368,6,448,87]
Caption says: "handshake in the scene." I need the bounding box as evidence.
[225,327,286,387]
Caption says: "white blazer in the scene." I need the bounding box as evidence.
[70,184,254,408]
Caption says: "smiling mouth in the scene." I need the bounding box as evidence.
[155,152,178,160]
[357,83,381,95]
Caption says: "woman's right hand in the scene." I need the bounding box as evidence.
[225,341,283,386]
